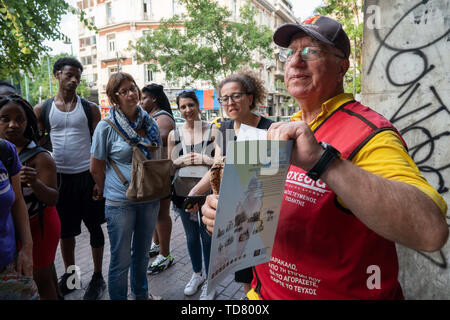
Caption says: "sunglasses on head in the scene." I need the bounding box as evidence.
[176,88,195,97]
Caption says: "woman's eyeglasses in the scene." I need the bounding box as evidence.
[116,85,138,96]
[218,92,248,105]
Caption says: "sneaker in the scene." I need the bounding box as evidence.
[149,242,160,258]
[184,272,205,296]
[58,272,78,296]
[200,281,216,300]
[83,273,106,300]
[147,254,174,275]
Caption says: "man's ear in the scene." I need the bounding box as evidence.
[337,59,350,82]
[339,58,350,80]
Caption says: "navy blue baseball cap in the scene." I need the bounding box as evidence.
[273,15,351,58]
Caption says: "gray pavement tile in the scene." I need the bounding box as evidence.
[54,209,242,300]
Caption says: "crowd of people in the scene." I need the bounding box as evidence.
[0,15,447,301]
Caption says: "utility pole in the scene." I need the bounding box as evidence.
[116,52,121,72]
[47,56,53,97]
[24,74,30,101]
[64,38,73,56]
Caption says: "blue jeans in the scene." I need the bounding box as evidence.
[105,201,159,300]
[177,207,211,276]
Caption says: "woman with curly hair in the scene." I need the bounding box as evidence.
[186,70,273,298]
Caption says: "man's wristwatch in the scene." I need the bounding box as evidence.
[306,142,341,181]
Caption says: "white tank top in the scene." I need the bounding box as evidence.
[49,96,91,174]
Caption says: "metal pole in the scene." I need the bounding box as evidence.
[47,56,53,97]
[24,74,29,101]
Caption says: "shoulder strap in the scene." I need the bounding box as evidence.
[104,119,133,146]
[257,116,274,130]
[41,98,54,135]
[107,155,129,187]
[103,119,131,187]
[177,126,189,155]
[153,110,175,122]
[0,139,14,181]
[19,146,48,164]
[80,97,94,136]
[202,123,213,153]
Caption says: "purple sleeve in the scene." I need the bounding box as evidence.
[5,140,22,176]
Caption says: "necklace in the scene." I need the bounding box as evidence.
[60,95,76,112]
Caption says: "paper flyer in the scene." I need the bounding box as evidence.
[206,138,293,295]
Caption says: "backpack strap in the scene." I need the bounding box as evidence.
[0,139,14,181]
[18,143,48,234]
[19,145,48,165]
[152,110,175,122]
[41,98,54,136]
[41,96,94,136]
[80,97,94,136]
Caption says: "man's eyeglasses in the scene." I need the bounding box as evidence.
[218,92,248,105]
[116,85,138,97]
[278,46,345,63]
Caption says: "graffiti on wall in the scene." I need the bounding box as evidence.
[366,0,450,268]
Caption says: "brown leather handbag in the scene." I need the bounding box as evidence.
[104,119,174,202]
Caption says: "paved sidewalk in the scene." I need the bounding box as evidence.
[54,206,246,300]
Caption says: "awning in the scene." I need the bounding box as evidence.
[170,89,220,110]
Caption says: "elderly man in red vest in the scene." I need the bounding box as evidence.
[201,15,448,300]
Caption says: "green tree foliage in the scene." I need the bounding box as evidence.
[132,0,274,90]
[13,53,90,106]
[0,0,95,79]
[316,0,363,94]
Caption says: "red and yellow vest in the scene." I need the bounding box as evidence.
[252,99,406,300]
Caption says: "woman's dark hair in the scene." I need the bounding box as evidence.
[217,70,267,110]
[106,72,141,107]
[142,84,173,116]
[53,57,83,75]
[0,94,39,142]
[176,89,199,108]
[0,80,16,91]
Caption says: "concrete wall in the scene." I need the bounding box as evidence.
[361,0,450,299]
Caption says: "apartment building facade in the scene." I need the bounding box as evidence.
[76,0,298,117]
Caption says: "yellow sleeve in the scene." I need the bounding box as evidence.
[247,288,261,300]
[350,130,447,216]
